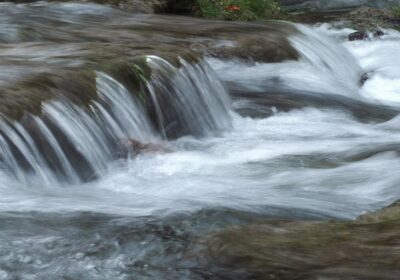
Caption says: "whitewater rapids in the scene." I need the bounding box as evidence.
[1,5,400,278]
[0,23,400,219]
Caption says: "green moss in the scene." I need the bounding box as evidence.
[0,69,99,121]
[393,5,400,19]
[101,57,152,104]
[198,0,283,21]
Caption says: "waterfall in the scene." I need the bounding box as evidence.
[208,23,364,99]
[0,56,231,185]
[146,55,231,138]
[287,24,363,97]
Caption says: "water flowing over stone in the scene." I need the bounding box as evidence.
[146,56,231,138]
[1,2,400,280]
[0,56,231,185]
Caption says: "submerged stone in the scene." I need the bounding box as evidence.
[117,138,171,157]
[230,88,400,122]
[194,201,400,279]
[205,21,299,63]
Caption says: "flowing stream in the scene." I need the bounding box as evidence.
[1,2,400,279]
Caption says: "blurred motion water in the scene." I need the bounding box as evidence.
[0,2,400,279]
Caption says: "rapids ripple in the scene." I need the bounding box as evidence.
[1,3,400,279]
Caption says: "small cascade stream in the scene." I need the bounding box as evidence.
[0,55,231,185]
[1,2,400,279]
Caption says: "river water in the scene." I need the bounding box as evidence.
[0,2,400,279]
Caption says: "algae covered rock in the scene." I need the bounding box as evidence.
[194,201,400,279]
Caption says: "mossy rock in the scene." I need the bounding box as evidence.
[99,52,205,139]
[203,21,299,63]
[0,69,97,121]
[287,6,400,30]
[195,201,400,279]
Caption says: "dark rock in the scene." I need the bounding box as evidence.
[229,87,400,122]
[346,7,396,30]
[209,36,299,63]
[288,7,397,31]
[348,30,368,41]
[162,0,202,16]
[373,29,384,38]
[88,0,201,15]
[206,22,299,63]
[359,72,369,86]
[349,29,384,41]
[117,138,171,157]
[194,200,400,280]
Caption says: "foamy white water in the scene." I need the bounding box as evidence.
[0,19,400,221]
[1,108,400,219]
[1,4,400,278]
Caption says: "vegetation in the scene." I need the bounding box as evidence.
[392,5,400,19]
[198,0,283,21]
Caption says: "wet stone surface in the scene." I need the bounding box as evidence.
[1,2,400,280]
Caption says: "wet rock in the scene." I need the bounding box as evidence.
[288,6,398,30]
[102,56,188,139]
[194,201,400,280]
[117,138,171,157]
[162,0,202,16]
[358,200,400,223]
[0,70,97,121]
[359,72,369,86]
[229,87,400,122]
[346,6,397,30]
[210,36,299,63]
[0,6,301,183]
[374,29,385,37]
[18,114,98,182]
[348,30,369,41]
[0,70,100,182]
[348,29,384,41]
[279,0,400,11]
[206,22,299,63]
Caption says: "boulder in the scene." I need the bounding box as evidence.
[195,201,400,279]
[89,0,201,15]
[162,0,202,15]
[348,30,369,41]
[348,29,384,41]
